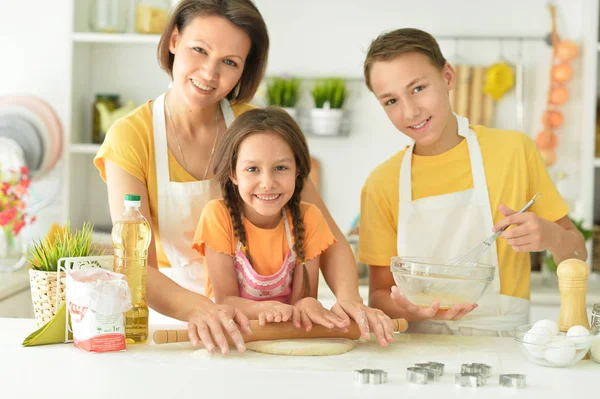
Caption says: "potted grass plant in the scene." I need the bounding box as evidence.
[266,77,301,119]
[310,78,347,136]
[27,222,103,326]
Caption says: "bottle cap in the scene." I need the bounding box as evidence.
[124,194,141,207]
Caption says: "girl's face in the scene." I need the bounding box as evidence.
[169,15,251,109]
[231,132,298,229]
[369,52,456,151]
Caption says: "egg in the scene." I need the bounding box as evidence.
[535,130,558,150]
[566,325,591,345]
[524,326,553,359]
[549,86,569,105]
[532,319,560,336]
[544,338,576,366]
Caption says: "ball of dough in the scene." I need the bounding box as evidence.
[544,338,576,366]
[566,325,591,345]
[532,319,560,336]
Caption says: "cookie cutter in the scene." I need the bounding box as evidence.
[499,374,526,389]
[414,361,445,377]
[354,369,388,385]
[406,367,439,384]
[461,363,492,377]
[455,372,486,387]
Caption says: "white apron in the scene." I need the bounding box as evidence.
[396,114,529,336]
[153,93,235,294]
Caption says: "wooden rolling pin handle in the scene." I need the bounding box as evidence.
[153,318,408,345]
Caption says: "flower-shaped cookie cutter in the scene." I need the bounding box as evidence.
[354,369,388,385]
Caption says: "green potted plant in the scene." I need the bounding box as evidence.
[310,78,347,135]
[544,217,593,273]
[266,77,301,119]
[27,221,103,326]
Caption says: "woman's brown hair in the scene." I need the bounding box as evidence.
[213,107,312,297]
[157,0,269,104]
[363,28,447,91]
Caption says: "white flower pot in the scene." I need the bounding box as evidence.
[309,108,343,136]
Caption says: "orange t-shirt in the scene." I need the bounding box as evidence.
[192,199,336,298]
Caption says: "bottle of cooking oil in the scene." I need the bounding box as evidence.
[112,194,151,344]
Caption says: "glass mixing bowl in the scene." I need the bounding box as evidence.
[514,324,592,367]
[390,257,495,309]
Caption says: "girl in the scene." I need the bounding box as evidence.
[359,28,586,336]
[193,108,351,330]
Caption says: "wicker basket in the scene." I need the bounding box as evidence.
[29,268,66,327]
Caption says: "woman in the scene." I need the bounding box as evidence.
[95,0,392,354]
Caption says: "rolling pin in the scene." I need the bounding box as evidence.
[153,318,409,345]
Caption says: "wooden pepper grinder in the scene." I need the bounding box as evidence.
[557,259,591,332]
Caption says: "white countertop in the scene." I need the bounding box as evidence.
[1,317,598,398]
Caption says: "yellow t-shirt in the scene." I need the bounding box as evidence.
[192,199,337,298]
[358,125,569,300]
[93,100,254,268]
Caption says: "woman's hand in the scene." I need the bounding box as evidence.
[294,297,348,331]
[257,301,298,326]
[186,303,252,355]
[330,299,394,346]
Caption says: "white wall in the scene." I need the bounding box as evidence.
[0,1,71,240]
[256,0,587,231]
[0,0,588,237]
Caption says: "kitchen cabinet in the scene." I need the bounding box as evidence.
[64,0,177,236]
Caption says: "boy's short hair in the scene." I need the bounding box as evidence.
[363,28,447,91]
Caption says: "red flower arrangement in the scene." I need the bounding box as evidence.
[0,165,36,246]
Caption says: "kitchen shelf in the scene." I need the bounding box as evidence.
[70,143,101,154]
[72,32,160,44]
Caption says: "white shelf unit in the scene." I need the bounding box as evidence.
[64,0,175,232]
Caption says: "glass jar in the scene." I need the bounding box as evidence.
[135,0,170,34]
[591,303,600,363]
[92,94,121,144]
[89,0,129,33]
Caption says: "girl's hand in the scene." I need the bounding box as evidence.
[186,303,252,355]
[294,297,347,331]
[390,286,477,321]
[257,302,298,327]
[493,204,557,252]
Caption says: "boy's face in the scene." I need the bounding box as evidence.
[370,52,456,148]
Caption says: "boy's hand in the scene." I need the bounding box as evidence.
[391,286,477,321]
[257,302,298,327]
[294,297,347,331]
[493,204,558,253]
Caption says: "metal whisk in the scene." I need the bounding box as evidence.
[450,193,541,266]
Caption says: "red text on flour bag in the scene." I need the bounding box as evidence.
[66,269,132,353]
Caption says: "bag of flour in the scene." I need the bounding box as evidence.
[66,268,132,353]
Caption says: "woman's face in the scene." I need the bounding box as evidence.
[169,15,252,109]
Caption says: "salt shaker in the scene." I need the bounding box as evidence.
[557,259,590,332]
[590,303,600,364]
